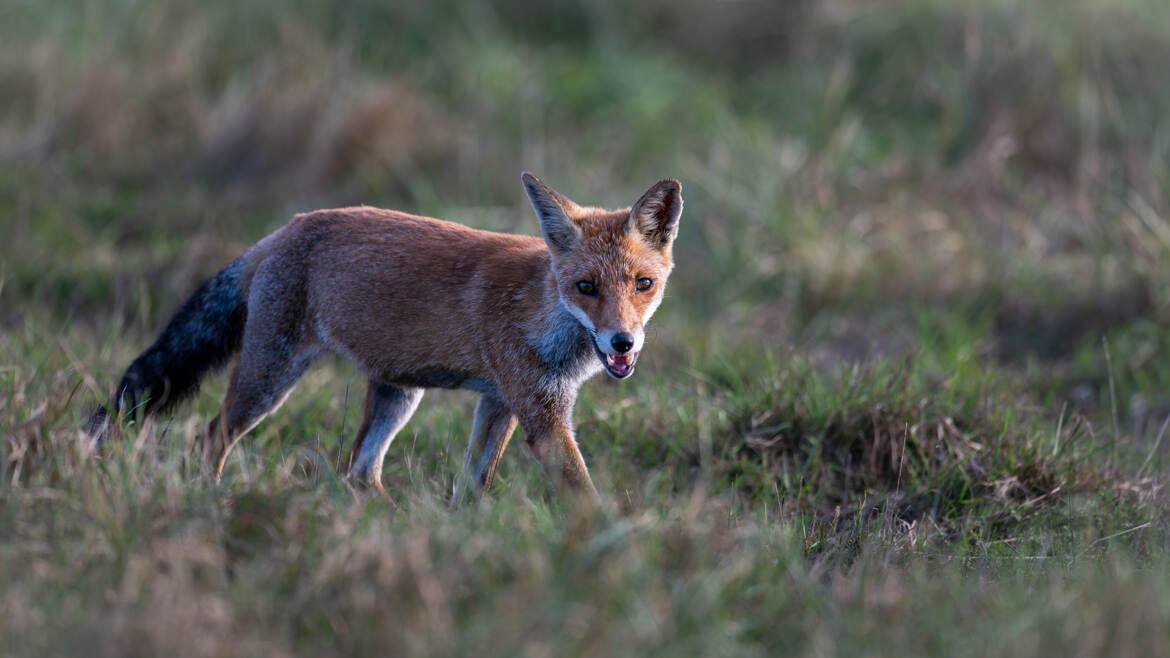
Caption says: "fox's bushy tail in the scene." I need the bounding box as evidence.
[87,259,248,438]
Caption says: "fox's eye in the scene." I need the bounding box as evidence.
[635,277,654,292]
[577,281,597,296]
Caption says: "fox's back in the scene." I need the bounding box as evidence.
[249,207,557,385]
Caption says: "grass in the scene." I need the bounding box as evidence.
[5,0,1170,655]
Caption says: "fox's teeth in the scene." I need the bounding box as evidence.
[607,354,616,365]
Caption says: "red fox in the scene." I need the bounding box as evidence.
[88,173,683,502]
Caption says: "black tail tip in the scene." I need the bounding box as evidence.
[83,405,113,446]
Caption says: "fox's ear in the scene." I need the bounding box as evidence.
[626,179,683,250]
[523,172,582,255]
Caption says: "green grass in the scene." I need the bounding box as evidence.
[5,0,1170,655]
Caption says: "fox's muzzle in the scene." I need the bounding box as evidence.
[610,332,635,354]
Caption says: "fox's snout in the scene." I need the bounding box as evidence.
[591,326,643,379]
[595,327,643,355]
[609,332,635,354]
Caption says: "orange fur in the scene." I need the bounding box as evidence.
[100,173,683,504]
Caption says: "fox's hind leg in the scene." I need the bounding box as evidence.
[451,395,518,504]
[204,341,321,479]
[346,381,424,492]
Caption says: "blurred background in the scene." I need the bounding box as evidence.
[8,2,1170,654]
[4,0,1170,433]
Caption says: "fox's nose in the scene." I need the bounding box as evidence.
[611,333,635,354]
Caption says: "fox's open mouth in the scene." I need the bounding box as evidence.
[592,342,638,379]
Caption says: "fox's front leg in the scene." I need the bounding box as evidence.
[452,395,519,504]
[347,381,425,492]
[516,406,601,503]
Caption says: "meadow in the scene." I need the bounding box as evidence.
[4,1,1170,655]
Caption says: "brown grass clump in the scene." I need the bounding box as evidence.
[715,360,1113,538]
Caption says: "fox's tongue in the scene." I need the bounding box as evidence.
[606,354,633,377]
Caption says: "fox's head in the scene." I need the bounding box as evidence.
[522,172,683,380]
